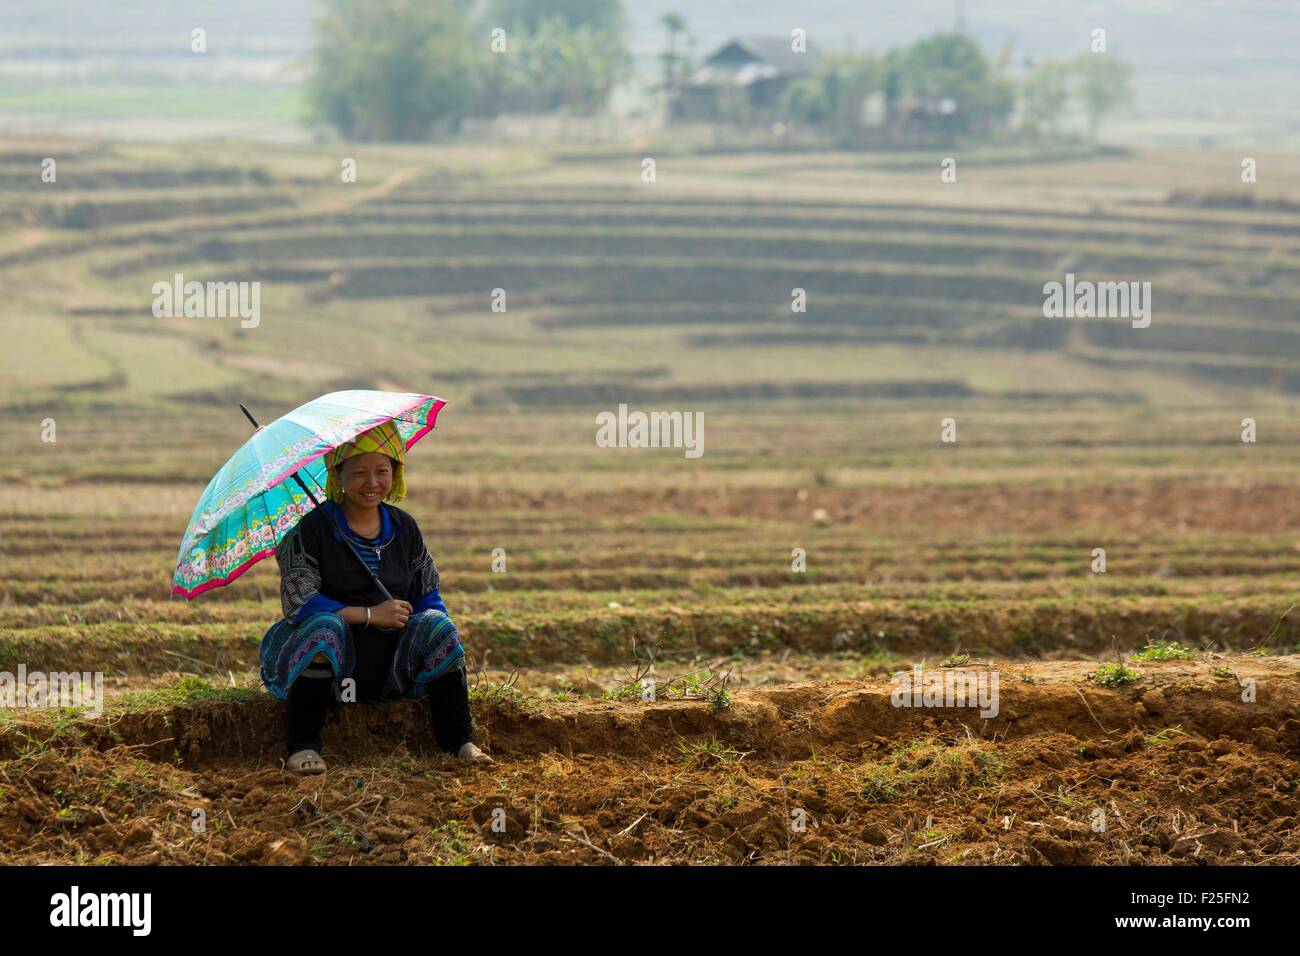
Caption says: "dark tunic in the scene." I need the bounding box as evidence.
[274,499,445,631]
[260,500,464,704]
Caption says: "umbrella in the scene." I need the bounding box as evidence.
[172,389,446,599]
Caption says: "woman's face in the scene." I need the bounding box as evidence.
[339,452,393,509]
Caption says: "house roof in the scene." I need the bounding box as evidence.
[690,35,819,86]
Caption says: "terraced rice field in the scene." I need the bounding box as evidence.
[1,139,1297,864]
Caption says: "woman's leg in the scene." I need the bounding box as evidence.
[259,613,354,755]
[390,609,472,754]
[286,657,334,754]
[353,630,400,702]
[426,663,473,754]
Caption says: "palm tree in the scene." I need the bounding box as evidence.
[659,12,688,114]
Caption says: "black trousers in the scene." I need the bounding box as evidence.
[285,631,473,755]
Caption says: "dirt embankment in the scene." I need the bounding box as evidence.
[0,657,1295,865]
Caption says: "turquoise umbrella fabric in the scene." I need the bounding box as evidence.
[173,390,446,599]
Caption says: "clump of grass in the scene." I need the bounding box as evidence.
[939,653,972,668]
[1144,726,1189,747]
[708,685,734,713]
[676,736,750,767]
[115,676,263,713]
[1046,787,1083,808]
[1132,638,1195,662]
[1090,663,1141,687]
[1020,672,1038,685]
[1211,666,1235,679]
[599,642,662,702]
[856,736,1002,804]
[602,683,644,702]
[858,764,901,804]
[431,820,473,866]
[469,670,526,705]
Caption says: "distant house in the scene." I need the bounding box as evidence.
[674,36,819,122]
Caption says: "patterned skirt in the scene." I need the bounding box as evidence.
[259,609,465,701]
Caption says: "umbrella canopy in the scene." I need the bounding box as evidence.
[173,390,446,599]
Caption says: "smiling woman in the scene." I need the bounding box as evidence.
[257,419,493,773]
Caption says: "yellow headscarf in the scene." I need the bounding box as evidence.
[324,420,408,504]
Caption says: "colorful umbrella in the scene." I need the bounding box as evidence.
[172,390,446,599]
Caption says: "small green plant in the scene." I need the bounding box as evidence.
[1090,663,1140,687]
[469,670,526,705]
[431,820,472,866]
[1132,638,1195,662]
[1212,666,1234,679]
[601,683,643,702]
[918,825,953,846]
[1047,788,1081,809]
[709,686,734,713]
[858,765,901,804]
[974,750,1002,778]
[1144,726,1189,747]
[330,819,362,846]
[1020,673,1038,684]
[940,653,971,668]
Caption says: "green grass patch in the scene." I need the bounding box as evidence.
[856,737,1003,804]
[1132,638,1196,661]
[114,676,265,712]
[1089,663,1142,687]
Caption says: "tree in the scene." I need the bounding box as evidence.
[484,15,632,115]
[1072,53,1134,139]
[306,0,484,141]
[658,12,688,109]
[779,52,881,136]
[890,32,1013,134]
[1021,58,1071,137]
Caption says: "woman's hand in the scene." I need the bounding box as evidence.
[369,599,412,630]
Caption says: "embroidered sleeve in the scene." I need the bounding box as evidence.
[407,520,447,615]
[276,522,343,625]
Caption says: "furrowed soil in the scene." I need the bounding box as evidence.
[3,141,1300,864]
[1,657,1296,865]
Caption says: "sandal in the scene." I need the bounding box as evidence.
[456,742,494,765]
[287,749,327,775]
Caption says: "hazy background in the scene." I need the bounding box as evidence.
[2,0,1298,145]
[2,0,1299,869]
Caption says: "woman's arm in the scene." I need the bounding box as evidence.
[406,517,448,615]
[277,518,411,630]
[275,521,345,625]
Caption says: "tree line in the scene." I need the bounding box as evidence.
[307,0,1132,143]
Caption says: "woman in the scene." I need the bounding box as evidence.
[258,420,492,774]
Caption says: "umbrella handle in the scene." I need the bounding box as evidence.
[238,401,395,605]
